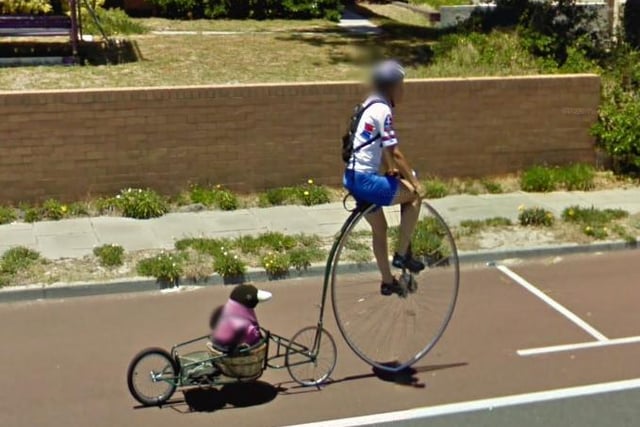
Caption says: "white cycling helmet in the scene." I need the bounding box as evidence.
[371,59,406,88]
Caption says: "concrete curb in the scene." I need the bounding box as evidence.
[1,240,637,304]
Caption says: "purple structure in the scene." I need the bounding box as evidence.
[0,0,81,64]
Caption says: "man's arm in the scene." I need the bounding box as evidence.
[386,145,420,192]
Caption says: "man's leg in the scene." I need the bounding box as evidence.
[391,179,422,256]
[364,209,394,284]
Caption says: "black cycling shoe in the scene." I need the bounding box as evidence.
[380,278,404,296]
[392,252,425,273]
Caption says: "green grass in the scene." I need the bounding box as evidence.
[555,164,596,191]
[481,179,503,194]
[423,178,449,199]
[521,166,558,192]
[0,207,17,225]
[258,181,330,207]
[459,217,512,234]
[1,247,40,275]
[520,164,596,193]
[562,205,629,240]
[361,3,432,27]
[138,18,333,32]
[93,244,125,267]
[562,206,629,225]
[0,20,553,91]
[189,185,239,210]
[410,0,472,9]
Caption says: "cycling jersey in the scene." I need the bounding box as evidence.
[347,95,399,173]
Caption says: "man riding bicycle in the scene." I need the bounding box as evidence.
[343,60,425,296]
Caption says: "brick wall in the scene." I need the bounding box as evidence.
[0,74,600,203]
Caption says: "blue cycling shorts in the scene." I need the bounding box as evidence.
[343,170,399,207]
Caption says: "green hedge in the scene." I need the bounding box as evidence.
[149,0,343,20]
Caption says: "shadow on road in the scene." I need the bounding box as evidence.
[279,362,468,393]
[160,381,283,413]
[139,363,467,412]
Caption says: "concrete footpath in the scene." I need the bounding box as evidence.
[1,188,639,260]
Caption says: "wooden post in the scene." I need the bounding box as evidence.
[69,0,80,62]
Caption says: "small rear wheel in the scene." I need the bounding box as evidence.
[127,347,179,406]
[286,326,337,387]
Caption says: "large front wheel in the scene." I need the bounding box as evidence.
[331,201,459,372]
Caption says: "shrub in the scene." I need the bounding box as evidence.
[213,251,246,279]
[423,178,449,199]
[23,207,42,223]
[0,0,52,14]
[466,0,606,66]
[562,206,628,224]
[259,188,294,207]
[1,246,40,274]
[298,179,330,206]
[592,89,640,173]
[175,238,229,257]
[518,206,555,227]
[583,225,608,239]
[69,202,90,217]
[190,185,239,211]
[41,199,68,221]
[137,252,183,283]
[261,252,290,279]
[556,164,595,191]
[520,166,558,192]
[153,0,342,20]
[481,180,503,194]
[115,188,168,219]
[94,196,119,215]
[625,0,640,49]
[259,232,297,252]
[0,207,17,225]
[82,7,147,36]
[410,217,449,260]
[234,235,264,255]
[93,244,125,267]
[288,246,325,271]
[149,0,202,18]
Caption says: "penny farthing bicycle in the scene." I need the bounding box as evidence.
[325,194,460,372]
[126,195,460,407]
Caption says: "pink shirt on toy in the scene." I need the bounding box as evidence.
[211,299,262,348]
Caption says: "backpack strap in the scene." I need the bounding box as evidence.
[350,100,386,165]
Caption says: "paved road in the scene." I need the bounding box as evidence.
[1,251,639,427]
[373,388,640,427]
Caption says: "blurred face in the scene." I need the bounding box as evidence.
[390,81,404,104]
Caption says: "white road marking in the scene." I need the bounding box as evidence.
[518,335,640,356]
[283,378,640,427]
[494,264,608,342]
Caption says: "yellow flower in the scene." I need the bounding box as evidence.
[307,179,314,185]
[61,205,68,213]
[303,191,310,196]
[568,209,575,216]
[216,184,222,189]
[546,212,553,218]
[585,226,592,232]
[518,204,525,212]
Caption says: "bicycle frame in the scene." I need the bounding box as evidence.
[162,328,322,388]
